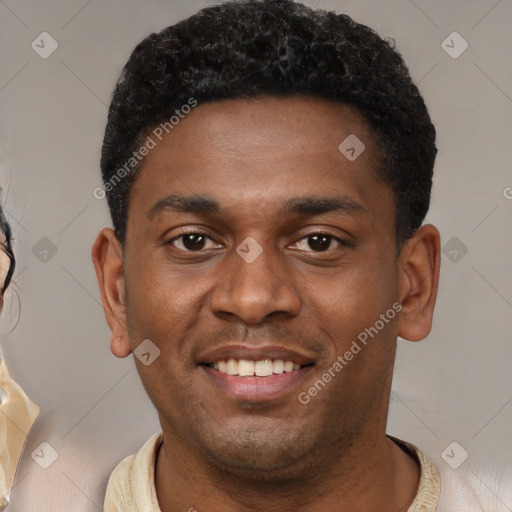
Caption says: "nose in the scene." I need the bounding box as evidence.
[209,242,301,325]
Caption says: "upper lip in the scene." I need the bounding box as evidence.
[197,344,317,366]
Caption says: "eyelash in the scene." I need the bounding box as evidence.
[292,233,352,252]
[167,229,220,252]
[166,229,353,253]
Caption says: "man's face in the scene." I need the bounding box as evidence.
[123,97,401,475]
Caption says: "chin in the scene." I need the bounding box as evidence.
[199,422,314,477]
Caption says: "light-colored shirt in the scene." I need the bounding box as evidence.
[104,433,446,512]
[0,356,39,510]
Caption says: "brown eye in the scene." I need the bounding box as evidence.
[290,232,351,254]
[168,231,221,252]
[307,234,332,252]
[182,233,206,251]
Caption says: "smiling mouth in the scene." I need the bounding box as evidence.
[203,358,312,377]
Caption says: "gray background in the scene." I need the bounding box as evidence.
[0,0,511,510]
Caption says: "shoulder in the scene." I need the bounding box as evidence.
[103,432,163,512]
[393,436,502,512]
[437,466,510,512]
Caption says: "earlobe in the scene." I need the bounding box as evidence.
[397,224,441,342]
[110,334,132,358]
[92,228,132,358]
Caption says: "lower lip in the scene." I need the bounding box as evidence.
[201,365,313,402]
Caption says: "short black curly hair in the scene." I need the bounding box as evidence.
[101,0,436,245]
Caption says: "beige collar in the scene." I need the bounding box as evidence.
[104,433,441,512]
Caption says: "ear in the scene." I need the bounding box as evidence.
[92,228,131,358]
[397,224,441,342]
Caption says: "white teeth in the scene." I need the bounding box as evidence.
[255,360,273,377]
[273,359,284,374]
[238,359,255,376]
[226,358,238,375]
[212,358,302,377]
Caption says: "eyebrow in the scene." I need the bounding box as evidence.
[147,194,365,220]
[148,194,220,219]
[283,196,364,216]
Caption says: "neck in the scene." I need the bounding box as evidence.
[155,422,420,512]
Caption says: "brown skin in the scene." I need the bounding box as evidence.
[93,96,440,512]
[0,248,11,308]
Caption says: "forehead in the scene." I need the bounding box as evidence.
[130,96,391,223]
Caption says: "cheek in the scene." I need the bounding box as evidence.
[126,258,196,332]
[300,253,399,362]
[124,257,215,377]
[306,256,397,316]
[304,266,398,404]
[124,267,203,411]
